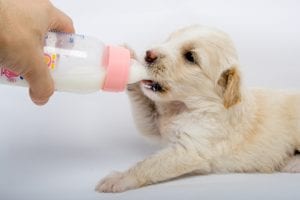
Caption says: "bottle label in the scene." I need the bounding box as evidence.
[44,53,57,70]
[0,53,57,83]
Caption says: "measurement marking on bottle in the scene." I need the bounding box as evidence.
[44,47,87,58]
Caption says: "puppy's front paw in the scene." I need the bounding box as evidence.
[121,44,137,59]
[127,82,141,93]
[95,171,139,193]
[281,156,300,173]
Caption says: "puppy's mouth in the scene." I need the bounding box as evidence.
[141,80,164,92]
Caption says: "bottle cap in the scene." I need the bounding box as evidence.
[102,45,130,92]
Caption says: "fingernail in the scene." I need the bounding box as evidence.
[31,96,50,106]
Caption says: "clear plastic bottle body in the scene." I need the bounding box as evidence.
[0,32,147,93]
[45,32,106,93]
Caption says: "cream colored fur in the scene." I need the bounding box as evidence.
[95,25,300,193]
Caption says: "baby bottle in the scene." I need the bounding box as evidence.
[0,32,148,93]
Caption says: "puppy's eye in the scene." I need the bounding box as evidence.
[184,51,196,63]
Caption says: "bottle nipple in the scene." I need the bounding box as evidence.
[102,46,148,92]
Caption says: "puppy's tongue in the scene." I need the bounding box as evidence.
[141,80,163,91]
[142,80,154,89]
[142,80,154,85]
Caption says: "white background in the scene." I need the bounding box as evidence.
[0,0,300,200]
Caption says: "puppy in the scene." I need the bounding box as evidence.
[95,25,300,193]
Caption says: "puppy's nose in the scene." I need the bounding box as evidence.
[145,50,158,64]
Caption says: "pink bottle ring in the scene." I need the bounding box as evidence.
[102,45,131,92]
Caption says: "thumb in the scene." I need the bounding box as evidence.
[22,51,54,106]
[50,7,75,33]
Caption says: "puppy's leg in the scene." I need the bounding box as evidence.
[127,83,161,140]
[95,144,210,193]
[281,155,300,173]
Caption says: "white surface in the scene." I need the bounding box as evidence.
[0,0,300,199]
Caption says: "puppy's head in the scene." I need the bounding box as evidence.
[141,25,242,108]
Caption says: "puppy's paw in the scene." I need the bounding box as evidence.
[281,156,300,173]
[127,82,142,93]
[121,43,137,59]
[95,171,139,193]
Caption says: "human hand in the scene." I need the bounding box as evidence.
[0,0,75,105]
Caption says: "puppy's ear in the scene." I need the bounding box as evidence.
[217,66,241,108]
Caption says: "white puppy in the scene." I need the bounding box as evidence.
[96,25,300,193]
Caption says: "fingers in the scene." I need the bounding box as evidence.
[26,6,73,105]
[22,50,54,106]
[25,6,73,105]
[0,1,74,105]
[49,7,75,33]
